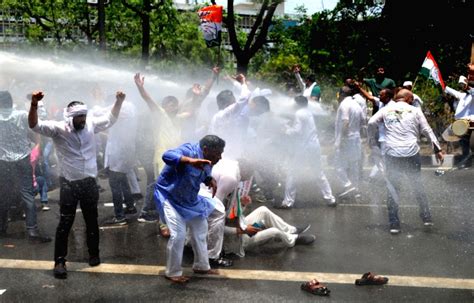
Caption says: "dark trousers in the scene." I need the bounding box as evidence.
[108,170,134,219]
[54,177,99,264]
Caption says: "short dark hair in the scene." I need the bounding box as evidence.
[162,96,179,107]
[67,101,85,108]
[305,74,316,83]
[339,86,353,98]
[252,96,270,114]
[294,95,308,107]
[216,90,235,110]
[381,88,394,99]
[199,135,226,150]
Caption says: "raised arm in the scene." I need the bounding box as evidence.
[293,65,305,92]
[28,91,43,128]
[200,66,220,99]
[111,91,126,119]
[134,73,160,112]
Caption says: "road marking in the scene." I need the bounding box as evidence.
[337,204,462,209]
[0,259,472,290]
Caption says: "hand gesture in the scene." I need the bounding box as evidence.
[134,73,145,88]
[31,91,44,105]
[212,66,220,75]
[292,65,301,73]
[234,74,246,84]
[116,91,126,102]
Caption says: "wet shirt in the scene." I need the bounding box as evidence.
[32,113,116,181]
[154,142,214,221]
[368,101,441,157]
[445,86,473,120]
[285,107,319,147]
[335,96,364,146]
[0,109,32,162]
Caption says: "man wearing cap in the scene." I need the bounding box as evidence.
[445,75,473,167]
[402,81,423,108]
[0,91,51,243]
[29,90,126,279]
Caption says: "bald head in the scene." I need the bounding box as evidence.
[395,89,414,104]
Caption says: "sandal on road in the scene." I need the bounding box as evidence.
[193,268,220,275]
[165,275,190,284]
[355,272,389,285]
[300,279,331,296]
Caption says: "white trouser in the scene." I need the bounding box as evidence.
[206,199,225,259]
[163,200,210,277]
[282,171,334,207]
[126,168,141,195]
[243,206,298,249]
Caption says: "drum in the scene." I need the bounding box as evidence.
[451,119,474,136]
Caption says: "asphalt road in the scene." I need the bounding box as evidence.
[0,165,472,302]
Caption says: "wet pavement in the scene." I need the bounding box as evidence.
[0,166,473,302]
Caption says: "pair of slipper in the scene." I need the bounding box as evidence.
[165,268,220,284]
[301,272,389,296]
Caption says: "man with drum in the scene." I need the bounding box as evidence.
[445,75,473,168]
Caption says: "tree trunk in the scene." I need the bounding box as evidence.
[236,58,249,75]
[141,0,151,65]
[98,0,106,51]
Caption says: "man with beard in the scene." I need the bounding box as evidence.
[363,66,396,97]
[29,91,126,279]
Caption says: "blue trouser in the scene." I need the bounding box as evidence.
[384,153,432,226]
[42,140,54,187]
[108,170,134,219]
[36,175,48,203]
[0,156,38,233]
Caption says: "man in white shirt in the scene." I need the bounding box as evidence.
[0,91,51,243]
[279,95,336,208]
[402,81,423,108]
[444,75,473,167]
[293,65,321,102]
[29,91,126,279]
[368,89,443,234]
[206,159,314,259]
[334,86,364,197]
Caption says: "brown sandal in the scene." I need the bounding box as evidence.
[300,279,331,296]
[165,275,190,284]
[193,268,220,275]
[355,272,389,285]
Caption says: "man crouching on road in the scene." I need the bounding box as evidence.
[154,135,225,284]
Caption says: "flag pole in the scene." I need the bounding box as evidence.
[412,74,420,90]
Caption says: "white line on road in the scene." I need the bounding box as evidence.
[0,259,472,290]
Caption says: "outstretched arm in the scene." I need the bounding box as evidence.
[134,73,159,112]
[111,91,126,119]
[293,65,305,92]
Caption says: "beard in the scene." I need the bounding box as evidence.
[73,122,85,130]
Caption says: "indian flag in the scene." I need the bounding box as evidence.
[419,51,445,89]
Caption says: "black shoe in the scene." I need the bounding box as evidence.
[132,193,143,201]
[89,255,101,267]
[53,262,67,279]
[209,256,233,268]
[124,206,137,215]
[293,224,311,234]
[295,234,316,245]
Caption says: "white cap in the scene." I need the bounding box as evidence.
[458,75,467,84]
[403,81,413,87]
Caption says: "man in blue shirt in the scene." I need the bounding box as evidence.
[154,135,225,283]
